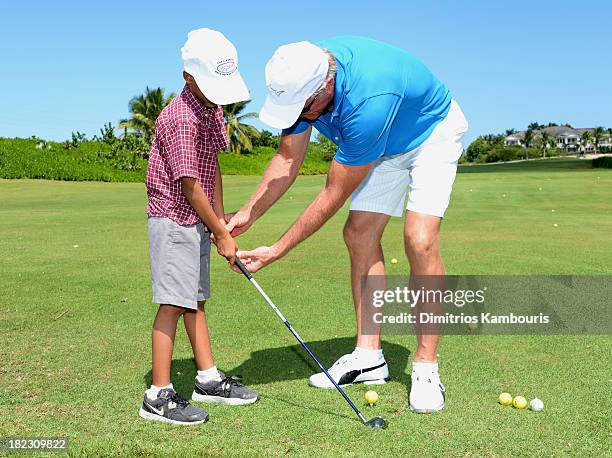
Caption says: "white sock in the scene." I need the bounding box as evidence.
[412,361,439,374]
[352,346,384,364]
[197,366,222,383]
[146,383,173,400]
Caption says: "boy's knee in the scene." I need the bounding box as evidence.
[158,304,187,317]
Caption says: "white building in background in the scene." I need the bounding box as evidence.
[504,126,611,152]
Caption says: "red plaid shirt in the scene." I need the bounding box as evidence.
[146,86,229,225]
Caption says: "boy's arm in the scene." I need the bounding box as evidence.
[212,156,224,224]
[181,177,237,264]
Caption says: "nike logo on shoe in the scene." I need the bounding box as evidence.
[144,402,164,416]
[338,362,387,385]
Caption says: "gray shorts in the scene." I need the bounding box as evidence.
[148,216,211,309]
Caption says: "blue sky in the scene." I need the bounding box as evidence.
[1,1,610,145]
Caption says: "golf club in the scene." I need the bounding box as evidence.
[234,257,387,429]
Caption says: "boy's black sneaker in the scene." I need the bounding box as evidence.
[139,388,209,425]
[192,372,259,405]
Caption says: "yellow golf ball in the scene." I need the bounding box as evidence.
[364,390,379,405]
[390,258,398,264]
[498,392,513,406]
[513,396,528,409]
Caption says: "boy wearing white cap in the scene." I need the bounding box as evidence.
[227,36,469,414]
[140,28,258,426]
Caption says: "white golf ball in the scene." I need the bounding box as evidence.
[529,398,544,412]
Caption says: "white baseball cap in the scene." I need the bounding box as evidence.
[181,28,250,105]
[259,41,329,129]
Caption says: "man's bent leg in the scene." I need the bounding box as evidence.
[308,210,391,389]
[344,210,391,349]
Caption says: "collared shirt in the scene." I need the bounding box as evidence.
[146,86,229,226]
[283,36,452,166]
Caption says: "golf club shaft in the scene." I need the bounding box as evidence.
[234,258,368,424]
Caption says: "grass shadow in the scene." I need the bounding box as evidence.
[143,337,412,396]
[227,337,411,387]
[264,394,355,422]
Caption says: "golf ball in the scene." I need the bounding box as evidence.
[513,396,528,409]
[529,398,544,412]
[365,390,379,405]
[498,392,513,406]
[391,258,398,264]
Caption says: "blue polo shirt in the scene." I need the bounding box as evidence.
[283,36,452,166]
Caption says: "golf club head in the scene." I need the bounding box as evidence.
[364,416,387,429]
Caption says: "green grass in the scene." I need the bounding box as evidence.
[0,162,611,456]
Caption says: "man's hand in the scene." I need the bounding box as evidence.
[236,245,280,273]
[224,210,253,238]
[214,232,238,265]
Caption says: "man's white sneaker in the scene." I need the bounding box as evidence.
[308,352,390,389]
[409,369,445,413]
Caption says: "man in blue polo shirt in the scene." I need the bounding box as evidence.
[226,36,468,413]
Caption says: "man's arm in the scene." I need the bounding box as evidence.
[181,177,237,264]
[225,126,312,237]
[236,160,372,273]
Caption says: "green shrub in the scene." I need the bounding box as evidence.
[97,134,150,171]
[483,146,524,163]
[592,156,612,168]
[92,122,118,145]
[315,133,337,162]
[218,144,330,176]
[0,137,146,182]
[0,137,331,182]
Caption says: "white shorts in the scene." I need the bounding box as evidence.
[350,100,469,218]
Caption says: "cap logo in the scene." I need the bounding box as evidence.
[268,85,285,97]
[215,58,237,76]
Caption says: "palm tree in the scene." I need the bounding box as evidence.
[592,127,605,154]
[581,130,592,154]
[524,128,534,149]
[120,87,175,141]
[505,128,516,136]
[223,101,259,154]
[528,122,542,131]
[540,131,554,158]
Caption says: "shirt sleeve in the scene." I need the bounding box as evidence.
[334,94,402,166]
[282,119,311,136]
[164,122,200,181]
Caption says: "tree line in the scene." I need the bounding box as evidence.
[466,122,611,163]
